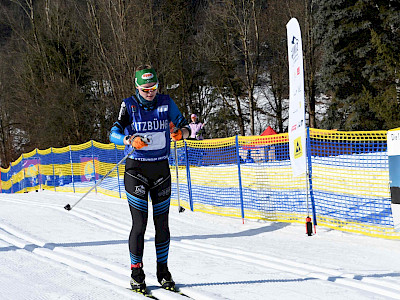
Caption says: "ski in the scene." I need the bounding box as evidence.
[127,284,192,299]
[161,286,191,298]
[127,288,158,299]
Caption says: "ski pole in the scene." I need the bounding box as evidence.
[64,147,135,211]
[174,141,185,213]
[64,135,151,211]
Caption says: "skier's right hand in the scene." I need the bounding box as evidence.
[171,128,182,141]
[124,135,148,149]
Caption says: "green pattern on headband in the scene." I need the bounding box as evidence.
[135,68,158,86]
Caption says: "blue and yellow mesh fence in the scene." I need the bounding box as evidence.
[0,129,397,239]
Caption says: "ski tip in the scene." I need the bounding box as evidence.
[64,204,71,211]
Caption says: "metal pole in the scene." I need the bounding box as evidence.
[69,145,75,193]
[235,135,245,224]
[174,141,185,213]
[184,141,194,211]
[115,144,122,199]
[11,175,13,194]
[22,154,27,193]
[306,127,317,227]
[91,140,97,193]
[51,147,56,192]
[35,149,41,191]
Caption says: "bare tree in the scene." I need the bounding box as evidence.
[0,26,26,167]
[1,1,100,149]
[259,0,291,133]
[199,0,268,136]
[85,0,140,103]
[303,0,320,128]
[0,90,19,168]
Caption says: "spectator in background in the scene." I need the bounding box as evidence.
[189,114,205,140]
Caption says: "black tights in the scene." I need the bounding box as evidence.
[124,158,171,268]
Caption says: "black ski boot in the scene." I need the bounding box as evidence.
[157,263,175,291]
[130,264,146,294]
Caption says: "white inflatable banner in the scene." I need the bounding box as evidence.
[388,129,400,156]
[388,128,400,204]
[287,18,307,177]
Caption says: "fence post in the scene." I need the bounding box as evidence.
[22,153,27,193]
[115,144,122,198]
[51,147,56,192]
[36,148,41,191]
[11,172,13,194]
[306,128,317,226]
[235,135,245,223]
[69,145,75,193]
[91,140,98,193]
[184,141,194,211]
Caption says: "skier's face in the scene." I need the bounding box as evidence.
[137,82,158,101]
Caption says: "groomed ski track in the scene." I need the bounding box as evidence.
[0,195,220,300]
[1,191,400,299]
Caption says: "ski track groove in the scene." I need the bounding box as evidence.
[0,226,141,299]
[3,195,400,299]
[0,223,198,300]
[0,197,223,300]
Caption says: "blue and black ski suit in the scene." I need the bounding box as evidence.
[110,91,190,269]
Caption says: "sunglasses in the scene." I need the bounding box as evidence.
[137,83,158,93]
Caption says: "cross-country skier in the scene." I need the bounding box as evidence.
[109,65,190,294]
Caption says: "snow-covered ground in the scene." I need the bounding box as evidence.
[1,190,400,300]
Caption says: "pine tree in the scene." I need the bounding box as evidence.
[315,0,400,130]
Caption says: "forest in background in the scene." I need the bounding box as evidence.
[0,0,399,168]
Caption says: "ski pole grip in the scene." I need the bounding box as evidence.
[132,133,151,144]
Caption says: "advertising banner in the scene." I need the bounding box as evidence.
[286,18,307,177]
[80,156,99,182]
[22,158,41,188]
